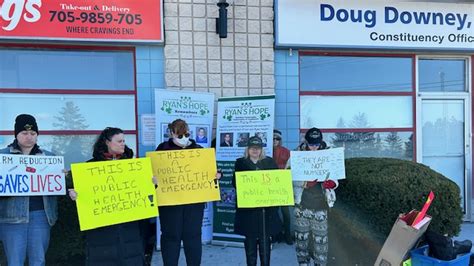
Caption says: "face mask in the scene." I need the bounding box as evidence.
[175,136,189,146]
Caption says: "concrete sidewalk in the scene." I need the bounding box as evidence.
[151,223,474,266]
[457,222,474,241]
[151,242,298,266]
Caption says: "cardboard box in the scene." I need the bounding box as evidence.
[375,210,432,266]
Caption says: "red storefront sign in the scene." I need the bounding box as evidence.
[0,0,163,43]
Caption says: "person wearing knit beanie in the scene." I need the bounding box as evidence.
[292,127,338,266]
[0,113,57,266]
[14,114,39,137]
[12,114,40,155]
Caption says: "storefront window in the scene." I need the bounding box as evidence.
[300,56,412,92]
[0,94,135,130]
[36,134,137,168]
[419,59,467,92]
[323,131,413,160]
[0,47,137,167]
[299,54,415,160]
[0,49,134,90]
[300,95,412,129]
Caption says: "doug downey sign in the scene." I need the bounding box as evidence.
[276,0,474,50]
[0,154,65,196]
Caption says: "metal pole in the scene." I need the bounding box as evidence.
[262,208,267,266]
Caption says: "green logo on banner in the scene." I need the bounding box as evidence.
[223,102,271,121]
[161,96,210,116]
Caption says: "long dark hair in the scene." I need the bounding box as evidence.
[92,127,133,160]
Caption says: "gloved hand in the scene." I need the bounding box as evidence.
[322,180,337,189]
[325,188,336,208]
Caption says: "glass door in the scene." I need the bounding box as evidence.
[417,56,471,219]
[420,99,467,212]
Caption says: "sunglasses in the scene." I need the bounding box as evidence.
[176,133,190,139]
[308,143,321,147]
[273,138,281,141]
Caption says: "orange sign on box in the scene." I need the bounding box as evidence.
[0,0,163,43]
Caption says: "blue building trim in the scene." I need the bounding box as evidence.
[275,49,300,150]
[135,45,165,157]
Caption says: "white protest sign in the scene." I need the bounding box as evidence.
[0,154,66,196]
[290,147,346,181]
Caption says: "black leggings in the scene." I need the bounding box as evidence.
[244,236,271,266]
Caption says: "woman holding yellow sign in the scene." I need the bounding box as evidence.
[68,127,155,266]
[233,136,281,266]
[155,119,222,266]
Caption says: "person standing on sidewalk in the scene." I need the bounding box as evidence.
[68,127,155,266]
[155,119,220,266]
[233,136,282,266]
[272,130,293,245]
[0,114,58,266]
[291,128,338,266]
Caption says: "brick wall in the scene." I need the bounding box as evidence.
[163,0,275,98]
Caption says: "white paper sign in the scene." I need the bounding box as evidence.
[290,147,346,181]
[141,114,156,146]
[0,154,66,196]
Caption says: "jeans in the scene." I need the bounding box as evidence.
[0,210,51,266]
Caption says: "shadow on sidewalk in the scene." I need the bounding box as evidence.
[327,201,385,265]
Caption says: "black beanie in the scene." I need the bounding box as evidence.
[305,127,322,145]
[14,114,39,137]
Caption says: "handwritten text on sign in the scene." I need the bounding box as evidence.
[71,158,158,231]
[0,154,65,196]
[147,148,220,206]
[290,147,346,181]
[236,170,294,208]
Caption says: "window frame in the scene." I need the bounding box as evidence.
[417,55,471,95]
[298,51,417,160]
[0,43,139,155]
[417,56,469,93]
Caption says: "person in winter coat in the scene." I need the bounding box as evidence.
[156,119,220,266]
[291,128,338,266]
[0,114,58,266]
[233,136,282,266]
[68,127,155,266]
[272,129,293,245]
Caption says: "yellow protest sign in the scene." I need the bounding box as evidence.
[235,169,294,208]
[147,148,220,206]
[71,158,158,231]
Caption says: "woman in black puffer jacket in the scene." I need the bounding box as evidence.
[68,127,155,266]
